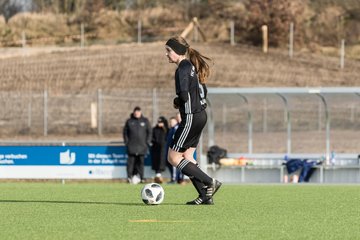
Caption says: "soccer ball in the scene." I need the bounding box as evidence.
[141,183,165,205]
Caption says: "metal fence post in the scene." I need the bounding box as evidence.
[199,134,207,173]
[206,99,215,148]
[152,88,158,124]
[81,23,85,48]
[318,101,322,132]
[316,93,330,164]
[44,90,48,136]
[340,39,345,69]
[22,31,26,48]
[277,93,291,155]
[222,103,227,146]
[137,20,142,44]
[237,94,252,154]
[28,93,32,128]
[263,98,268,133]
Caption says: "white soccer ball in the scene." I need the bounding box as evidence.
[141,183,165,205]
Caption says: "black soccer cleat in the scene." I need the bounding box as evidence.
[186,197,214,205]
[206,179,222,198]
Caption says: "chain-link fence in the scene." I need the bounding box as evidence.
[0,88,176,138]
[1,88,359,154]
[205,88,360,154]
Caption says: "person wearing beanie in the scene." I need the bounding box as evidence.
[150,116,169,184]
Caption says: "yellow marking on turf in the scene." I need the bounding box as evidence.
[129,219,194,223]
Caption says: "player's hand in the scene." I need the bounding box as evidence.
[173,97,180,109]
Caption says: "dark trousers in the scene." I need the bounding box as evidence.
[166,161,176,181]
[127,154,145,180]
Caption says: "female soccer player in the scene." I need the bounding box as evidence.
[165,36,221,205]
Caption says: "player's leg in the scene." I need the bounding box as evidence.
[183,147,197,164]
[168,111,222,202]
[127,154,135,183]
[183,148,213,205]
[168,148,211,185]
[182,113,222,201]
[168,148,221,204]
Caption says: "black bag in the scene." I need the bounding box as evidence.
[207,145,227,165]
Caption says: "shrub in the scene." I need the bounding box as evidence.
[244,0,307,47]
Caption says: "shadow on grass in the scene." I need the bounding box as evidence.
[0,199,184,206]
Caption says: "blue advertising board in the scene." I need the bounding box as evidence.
[0,145,151,179]
[0,146,151,166]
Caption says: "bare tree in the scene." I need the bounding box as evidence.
[0,0,36,22]
[0,0,20,23]
[245,0,306,47]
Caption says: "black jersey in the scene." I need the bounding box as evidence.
[175,59,207,114]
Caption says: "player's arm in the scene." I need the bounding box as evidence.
[177,64,191,103]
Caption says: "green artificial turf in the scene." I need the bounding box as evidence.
[0,182,359,240]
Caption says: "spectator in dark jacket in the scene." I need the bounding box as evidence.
[123,106,152,183]
[151,116,169,183]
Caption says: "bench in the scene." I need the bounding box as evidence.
[205,153,360,183]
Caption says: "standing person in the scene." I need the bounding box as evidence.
[166,116,180,184]
[165,36,222,205]
[151,116,169,184]
[123,106,152,184]
[174,112,185,184]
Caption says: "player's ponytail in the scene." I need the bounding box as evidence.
[166,36,211,84]
[187,47,211,84]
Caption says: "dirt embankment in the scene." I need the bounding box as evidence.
[0,42,359,94]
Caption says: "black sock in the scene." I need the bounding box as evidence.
[177,159,212,185]
[190,177,207,198]
[190,164,207,198]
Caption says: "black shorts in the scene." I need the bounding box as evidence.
[170,110,207,153]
